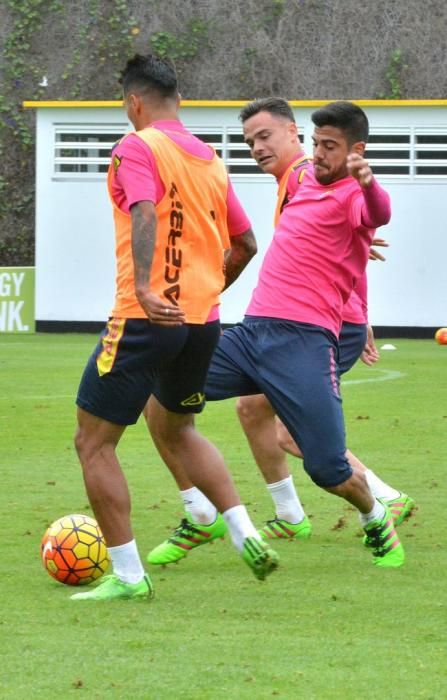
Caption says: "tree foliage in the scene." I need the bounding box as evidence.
[1,0,446,264]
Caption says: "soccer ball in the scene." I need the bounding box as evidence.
[41,514,110,586]
[435,327,447,345]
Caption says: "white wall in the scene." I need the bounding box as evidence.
[34,103,447,327]
[366,181,446,327]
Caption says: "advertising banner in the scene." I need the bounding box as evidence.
[0,267,35,333]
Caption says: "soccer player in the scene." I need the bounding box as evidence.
[70,54,279,602]
[148,99,406,568]
[146,98,413,565]
[235,98,414,541]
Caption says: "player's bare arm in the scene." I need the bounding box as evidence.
[222,228,257,291]
[131,200,185,325]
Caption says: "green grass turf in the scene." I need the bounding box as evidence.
[1,334,446,699]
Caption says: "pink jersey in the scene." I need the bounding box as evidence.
[281,155,368,327]
[111,120,251,323]
[112,120,250,236]
[246,165,390,337]
[342,285,367,324]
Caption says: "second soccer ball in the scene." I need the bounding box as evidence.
[435,327,447,345]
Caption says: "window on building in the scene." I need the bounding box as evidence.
[54,126,127,175]
[414,132,447,176]
[52,123,447,181]
[364,132,411,176]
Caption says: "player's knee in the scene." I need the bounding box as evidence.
[74,425,93,465]
[74,425,116,469]
[303,457,352,489]
[236,397,254,428]
[236,395,273,429]
[156,413,195,450]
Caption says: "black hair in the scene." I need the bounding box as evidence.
[119,53,178,99]
[311,101,369,144]
[239,97,295,123]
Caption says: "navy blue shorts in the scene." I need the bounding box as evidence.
[339,322,367,375]
[77,318,221,425]
[205,317,352,488]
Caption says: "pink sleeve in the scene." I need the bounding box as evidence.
[360,178,391,228]
[353,271,368,321]
[226,178,251,236]
[112,135,163,211]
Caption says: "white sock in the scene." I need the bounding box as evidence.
[180,487,218,525]
[359,499,387,527]
[267,475,305,524]
[108,539,145,584]
[364,469,400,501]
[222,505,259,552]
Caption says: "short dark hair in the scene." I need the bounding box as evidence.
[120,53,178,99]
[311,101,369,144]
[239,97,295,124]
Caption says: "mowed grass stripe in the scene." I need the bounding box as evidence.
[1,335,446,699]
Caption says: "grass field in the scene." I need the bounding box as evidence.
[1,333,446,699]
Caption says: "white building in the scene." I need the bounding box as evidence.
[25,99,447,335]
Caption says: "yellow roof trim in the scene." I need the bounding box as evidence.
[23,101,124,108]
[23,99,447,109]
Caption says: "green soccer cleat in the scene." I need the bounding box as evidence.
[383,493,415,526]
[363,507,405,568]
[70,573,154,601]
[363,493,415,547]
[259,515,312,541]
[242,537,279,581]
[147,514,227,565]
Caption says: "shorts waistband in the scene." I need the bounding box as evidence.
[242,316,337,342]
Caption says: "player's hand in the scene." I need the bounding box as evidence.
[137,290,185,326]
[369,237,389,261]
[347,153,373,188]
[360,325,380,366]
